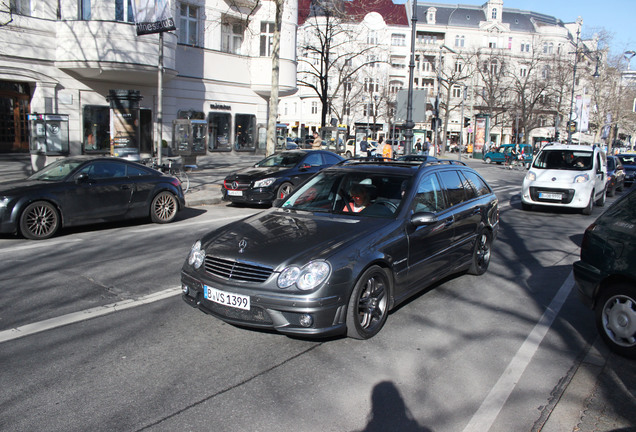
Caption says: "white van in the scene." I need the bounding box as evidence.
[521,143,607,215]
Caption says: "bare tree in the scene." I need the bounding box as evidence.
[265,0,284,156]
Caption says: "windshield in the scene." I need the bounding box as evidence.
[27,159,85,181]
[281,171,410,218]
[532,149,593,170]
[256,153,303,168]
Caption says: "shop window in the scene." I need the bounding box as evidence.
[234,114,256,151]
[208,112,231,151]
[83,105,110,153]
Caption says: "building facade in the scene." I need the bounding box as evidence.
[280,0,597,152]
[0,0,298,161]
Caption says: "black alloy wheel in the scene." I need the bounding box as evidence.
[468,229,492,275]
[346,265,390,339]
[151,191,178,223]
[20,201,60,240]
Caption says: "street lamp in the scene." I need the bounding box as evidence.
[404,0,418,154]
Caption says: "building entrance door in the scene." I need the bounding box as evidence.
[0,81,31,153]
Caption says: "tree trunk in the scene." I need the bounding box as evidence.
[266,0,284,156]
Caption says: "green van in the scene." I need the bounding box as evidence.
[483,144,533,168]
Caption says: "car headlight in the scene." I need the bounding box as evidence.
[254,178,276,188]
[188,240,206,269]
[574,174,590,183]
[278,261,331,291]
[525,171,536,182]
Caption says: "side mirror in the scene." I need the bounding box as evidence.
[75,173,90,183]
[410,212,438,227]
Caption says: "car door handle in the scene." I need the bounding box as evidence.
[472,208,481,215]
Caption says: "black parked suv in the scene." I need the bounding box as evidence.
[182,159,499,339]
[573,186,636,358]
[222,150,344,205]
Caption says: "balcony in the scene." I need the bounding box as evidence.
[55,20,177,85]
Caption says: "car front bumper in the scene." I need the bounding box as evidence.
[222,187,277,205]
[521,180,593,209]
[180,270,348,337]
[573,259,603,309]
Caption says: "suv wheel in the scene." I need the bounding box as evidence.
[595,282,636,359]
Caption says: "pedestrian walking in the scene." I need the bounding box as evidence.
[312,131,322,150]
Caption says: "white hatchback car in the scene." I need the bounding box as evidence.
[521,143,607,215]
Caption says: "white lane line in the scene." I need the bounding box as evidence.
[0,287,181,344]
[462,272,574,432]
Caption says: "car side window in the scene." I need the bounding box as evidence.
[413,174,447,213]
[79,161,126,179]
[323,153,342,165]
[304,153,323,167]
[462,171,491,197]
[127,165,150,177]
[438,170,465,207]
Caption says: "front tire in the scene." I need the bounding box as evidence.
[484,157,492,164]
[346,265,390,339]
[582,192,594,215]
[151,191,178,223]
[277,182,294,200]
[595,283,636,359]
[19,201,60,240]
[468,229,492,275]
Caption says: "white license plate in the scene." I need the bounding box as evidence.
[539,192,562,200]
[227,190,243,196]
[203,285,250,310]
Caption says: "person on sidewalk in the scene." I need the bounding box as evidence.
[312,131,322,150]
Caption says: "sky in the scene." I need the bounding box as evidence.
[393,0,635,64]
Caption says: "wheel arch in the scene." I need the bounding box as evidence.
[595,275,636,308]
[14,196,65,231]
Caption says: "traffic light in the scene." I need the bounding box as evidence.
[464,117,471,127]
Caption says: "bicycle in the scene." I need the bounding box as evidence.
[142,157,190,193]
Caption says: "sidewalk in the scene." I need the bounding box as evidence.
[0,152,634,431]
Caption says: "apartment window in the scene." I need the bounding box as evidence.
[363,102,376,117]
[389,80,403,94]
[542,65,551,79]
[543,42,554,54]
[520,42,530,52]
[489,40,497,49]
[115,0,134,22]
[260,22,274,57]
[491,8,497,19]
[455,61,463,73]
[311,101,318,115]
[455,35,465,47]
[179,4,199,46]
[489,60,499,74]
[391,33,406,46]
[452,85,462,98]
[10,0,31,15]
[367,31,378,45]
[345,78,353,92]
[520,67,527,77]
[367,54,377,68]
[79,0,91,20]
[344,104,350,117]
[364,78,379,93]
[222,20,244,54]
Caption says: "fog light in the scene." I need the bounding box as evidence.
[299,314,313,328]
[182,284,189,295]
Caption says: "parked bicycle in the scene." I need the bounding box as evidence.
[141,157,190,193]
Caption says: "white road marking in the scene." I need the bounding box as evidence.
[462,272,574,432]
[0,287,181,344]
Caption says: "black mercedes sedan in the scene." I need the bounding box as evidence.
[182,159,499,339]
[222,150,344,205]
[0,156,185,240]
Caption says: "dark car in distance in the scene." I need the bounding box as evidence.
[222,150,344,205]
[573,186,636,358]
[182,159,499,339]
[616,154,636,187]
[605,155,625,197]
[0,156,185,240]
